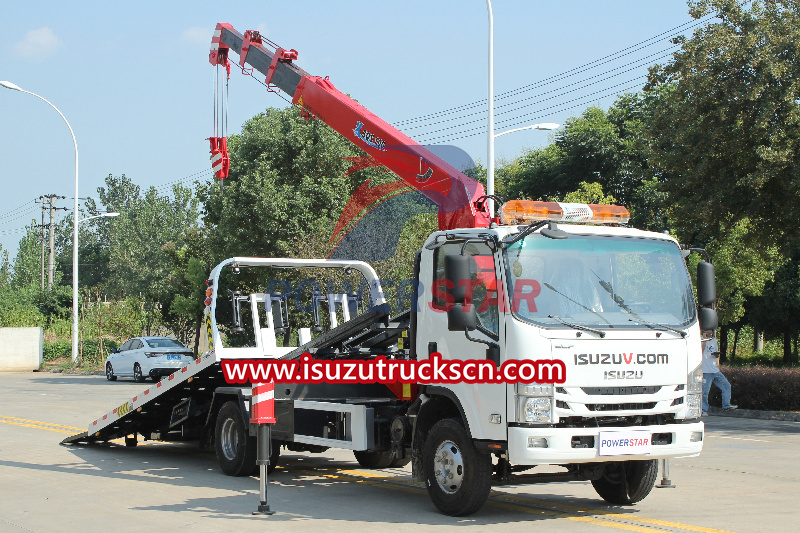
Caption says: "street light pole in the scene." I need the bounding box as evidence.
[1,80,81,364]
[486,0,495,215]
[495,123,560,138]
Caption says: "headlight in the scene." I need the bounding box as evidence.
[686,394,702,419]
[516,383,554,423]
[688,363,703,394]
[685,363,703,419]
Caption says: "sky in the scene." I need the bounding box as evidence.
[0,1,701,261]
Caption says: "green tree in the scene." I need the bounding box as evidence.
[88,175,201,335]
[646,0,800,249]
[199,106,383,262]
[12,224,45,289]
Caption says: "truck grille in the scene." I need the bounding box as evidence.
[581,386,662,395]
[586,402,657,411]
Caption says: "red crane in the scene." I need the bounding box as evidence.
[209,23,492,231]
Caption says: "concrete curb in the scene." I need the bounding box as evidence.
[708,406,800,422]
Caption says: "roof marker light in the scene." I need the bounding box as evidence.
[500,200,630,225]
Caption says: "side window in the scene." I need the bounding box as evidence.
[132,340,143,350]
[432,242,500,338]
[120,340,133,351]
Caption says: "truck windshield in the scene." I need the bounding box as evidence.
[503,234,695,330]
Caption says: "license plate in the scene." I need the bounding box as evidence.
[167,354,181,360]
[598,430,652,456]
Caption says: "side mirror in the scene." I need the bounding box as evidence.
[110,348,118,354]
[444,254,476,303]
[698,307,718,331]
[696,261,716,307]
[447,303,477,332]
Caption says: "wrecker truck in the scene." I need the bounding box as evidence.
[63,24,717,516]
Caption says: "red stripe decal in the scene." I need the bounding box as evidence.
[157,381,163,387]
[144,389,150,395]
[182,367,188,372]
[132,396,137,402]
[102,415,107,420]
[169,374,175,380]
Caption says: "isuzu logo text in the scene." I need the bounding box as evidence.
[573,353,668,365]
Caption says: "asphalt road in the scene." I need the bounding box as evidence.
[0,372,797,533]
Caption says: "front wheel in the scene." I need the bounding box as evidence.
[215,401,257,476]
[591,460,659,504]
[423,418,492,516]
[105,363,117,381]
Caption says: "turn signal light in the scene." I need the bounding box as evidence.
[500,200,630,225]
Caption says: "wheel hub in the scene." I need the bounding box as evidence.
[433,440,464,494]
[220,418,239,460]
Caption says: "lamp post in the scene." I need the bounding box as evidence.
[1,80,81,363]
[495,123,560,138]
[485,2,559,216]
[80,212,120,223]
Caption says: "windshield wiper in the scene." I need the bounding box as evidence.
[547,315,606,338]
[627,318,686,338]
[543,283,613,326]
[590,270,687,338]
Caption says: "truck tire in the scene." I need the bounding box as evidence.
[591,460,658,505]
[423,418,492,516]
[390,454,412,468]
[133,363,145,383]
[215,401,257,476]
[353,450,394,469]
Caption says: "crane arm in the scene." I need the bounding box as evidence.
[210,23,491,230]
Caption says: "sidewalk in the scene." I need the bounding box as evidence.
[708,406,800,422]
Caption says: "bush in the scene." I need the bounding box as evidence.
[43,340,71,361]
[708,366,800,411]
[43,338,120,364]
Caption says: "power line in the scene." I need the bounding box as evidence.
[402,47,678,135]
[393,15,710,128]
[418,81,645,145]
[0,199,37,222]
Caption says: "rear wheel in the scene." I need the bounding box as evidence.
[105,363,117,381]
[389,454,412,468]
[423,418,492,516]
[215,401,257,476]
[353,450,394,469]
[591,460,659,504]
[133,363,145,383]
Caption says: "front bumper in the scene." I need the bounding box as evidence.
[507,421,703,465]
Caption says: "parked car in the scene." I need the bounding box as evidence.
[105,337,195,382]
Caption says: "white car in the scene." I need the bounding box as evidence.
[105,337,195,382]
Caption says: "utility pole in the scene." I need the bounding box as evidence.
[37,194,66,290]
[39,197,46,290]
[47,195,56,289]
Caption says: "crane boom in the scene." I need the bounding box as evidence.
[210,23,491,230]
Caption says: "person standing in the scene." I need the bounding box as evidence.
[702,333,737,415]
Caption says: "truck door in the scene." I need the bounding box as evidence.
[422,241,507,442]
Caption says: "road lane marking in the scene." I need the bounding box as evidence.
[285,461,735,533]
[0,415,84,431]
[7,417,735,532]
[705,435,770,443]
[0,419,75,434]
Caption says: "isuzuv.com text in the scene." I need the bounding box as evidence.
[221,353,565,385]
